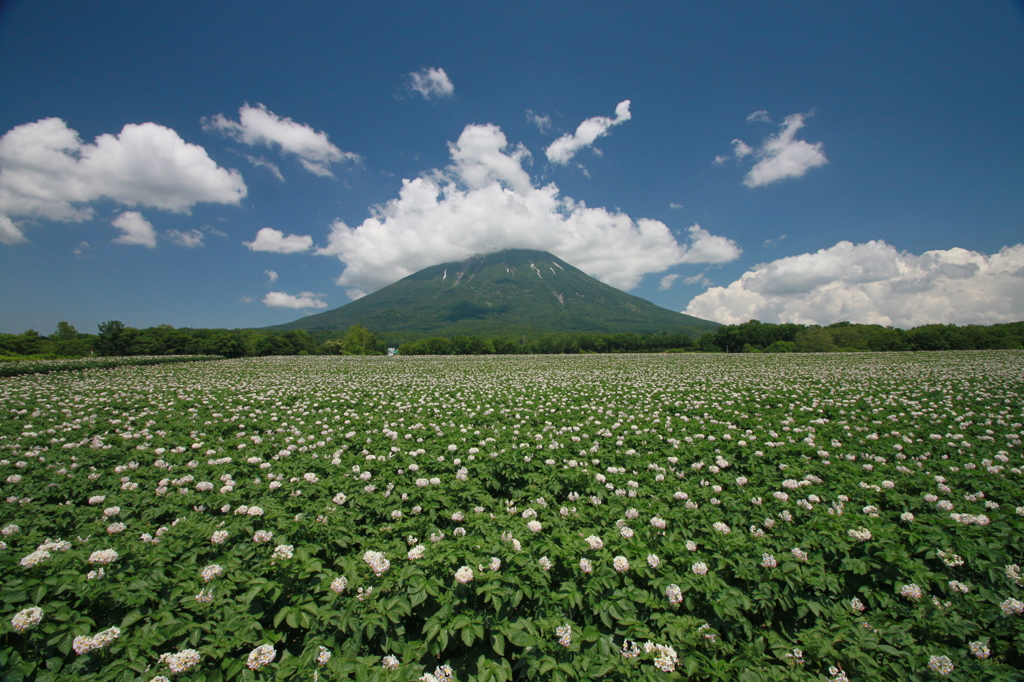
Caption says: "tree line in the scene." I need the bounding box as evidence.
[3,319,1021,360]
[694,320,1024,353]
[0,322,385,359]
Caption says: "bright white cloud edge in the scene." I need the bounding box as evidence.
[262,291,327,309]
[685,240,1024,327]
[314,122,740,297]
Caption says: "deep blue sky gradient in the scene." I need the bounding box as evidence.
[1,1,1022,332]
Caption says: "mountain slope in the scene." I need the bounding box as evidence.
[272,249,719,339]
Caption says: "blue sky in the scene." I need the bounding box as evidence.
[1,0,1023,334]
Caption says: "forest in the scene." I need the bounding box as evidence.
[2,319,1023,359]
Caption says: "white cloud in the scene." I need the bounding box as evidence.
[0,118,246,234]
[545,100,631,165]
[683,273,714,287]
[112,211,157,248]
[244,227,313,254]
[746,110,771,123]
[525,110,553,133]
[316,122,740,294]
[684,240,1024,327]
[265,269,279,284]
[679,224,743,264]
[204,104,359,177]
[262,291,328,309]
[73,241,92,259]
[408,67,455,99]
[166,229,204,248]
[0,214,27,244]
[738,113,828,187]
[659,274,679,290]
[244,154,285,181]
[763,234,787,248]
[669,202,684,209]
[731,139,754,159]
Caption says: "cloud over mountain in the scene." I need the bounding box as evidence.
[315,122,740,297]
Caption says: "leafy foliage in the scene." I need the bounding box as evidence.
[1,352,1023,681]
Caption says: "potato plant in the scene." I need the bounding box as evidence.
[1,352,1023,681]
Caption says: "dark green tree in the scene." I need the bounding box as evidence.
[96,320,129,356]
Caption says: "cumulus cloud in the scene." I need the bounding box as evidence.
[262,291,328,309]
[525,110,553,133]
[244,227,313,254]
[659,274,679,290]
[0,118,246,239]
[204,103,359,177]
[316,122,740,297]
[265,269,279,284]
[734,113,828,187]
[545,100,631,165]
[684,240,1024,327]
[112,211,157,248]
[408,67,455,99]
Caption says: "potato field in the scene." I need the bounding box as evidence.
[2,352,1023,681]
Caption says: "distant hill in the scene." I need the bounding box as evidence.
[272,249,720,341]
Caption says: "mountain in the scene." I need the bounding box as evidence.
[272,249,719,341]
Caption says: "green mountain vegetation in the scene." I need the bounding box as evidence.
[270,249,719,343]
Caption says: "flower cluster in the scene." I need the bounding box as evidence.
[613,555,629,572]
[247,644,276,670]
[201,564,223,582]
[1000,597,1024,615]
[272,544,294,560]
[665,584,682,605]
[556,624,572,647]
[363,550,390,576]
[927,655,954,676]
[11,606,43,632]
[643,642,678,673]
[899,583,923,600]
[160,649,201,674]
[72,626,121,654]
[454,566,474,584]
[847,528,872,542]
[88,549,118,565]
